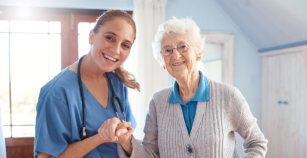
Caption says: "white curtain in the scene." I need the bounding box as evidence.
[0,105,6,158]
[125,0,168,139]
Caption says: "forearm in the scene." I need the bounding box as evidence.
[58,134,105,158]
[120,137,132,154]
[118,137,159,158]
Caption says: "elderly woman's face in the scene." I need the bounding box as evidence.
[161,32,202,79]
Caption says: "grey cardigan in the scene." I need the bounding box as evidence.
[119,80,268,158]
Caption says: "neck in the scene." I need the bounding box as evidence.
[80,55,106,82]
[177,70,200,103]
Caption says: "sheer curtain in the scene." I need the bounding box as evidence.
[0,105,6,158]
[125,0,168,139]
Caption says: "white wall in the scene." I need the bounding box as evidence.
[166,0,261,157]
[0,0,133,10]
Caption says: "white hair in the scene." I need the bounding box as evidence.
[152,17,205,66]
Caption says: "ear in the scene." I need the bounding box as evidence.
[163,65,166,69]
[196,52,203,61]
[89,30,94,45]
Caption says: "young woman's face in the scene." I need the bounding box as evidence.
[89,17,135,72]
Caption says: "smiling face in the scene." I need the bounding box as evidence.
[88,17,135,72]
[161,32,202,80]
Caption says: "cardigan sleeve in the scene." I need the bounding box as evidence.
[231,87,268,158]
[118,98,160,158]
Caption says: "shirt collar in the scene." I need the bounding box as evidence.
[169,71,210,104]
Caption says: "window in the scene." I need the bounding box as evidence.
[0,6,105,138]
[198,42,223,82]
[0,20,61,137]
[78,22,95,58]
[199,32,234,85]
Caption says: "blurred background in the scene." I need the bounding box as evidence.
[0,0,306,157]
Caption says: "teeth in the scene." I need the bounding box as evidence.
[104,54,117,62]
[173,61,184,66]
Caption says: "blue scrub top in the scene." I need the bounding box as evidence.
[34,68,136,158]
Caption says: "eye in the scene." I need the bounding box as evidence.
[179,44,187,49]
[178,43,188,52]
[122,43,131,49]
[105,35,114,41]
[165,48,173,53]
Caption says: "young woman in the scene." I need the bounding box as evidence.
[35,10,139,158]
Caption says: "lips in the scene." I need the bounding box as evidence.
[103,53,118,62]
[172,61,185,66]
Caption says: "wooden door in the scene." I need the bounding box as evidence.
[261,46,307,158]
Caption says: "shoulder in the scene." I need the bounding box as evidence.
[39,68,78,102]
[147,87,172,113]
[151,87,172,102]
[206,78,244,102]
[107,71,126,89]
[207,78,236,93]
[207,78,247,111]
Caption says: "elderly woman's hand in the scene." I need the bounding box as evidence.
[116,120,134,154]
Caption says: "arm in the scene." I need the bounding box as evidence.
[232,88,268,158]
[118,98,160,158]
[38,117,125,158]
[38,134,105,158]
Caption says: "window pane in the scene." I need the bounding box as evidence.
[10,33,49,126]
[0,20,8,32]
[0,33,10,127]
[78,22,94,34]
[203,43,223,62]
[10,20,48,33]
[49,21,61,33]
[199,60,222,82]
[2,126,11,138]
[78,34,90,57]
[199,42,223,82]
[12,126,35,137]
[49,34,61,78]
[78,22,95,58]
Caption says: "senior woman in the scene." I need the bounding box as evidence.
[118,17,268,158]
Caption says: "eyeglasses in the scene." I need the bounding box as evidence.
[161,43,189,56]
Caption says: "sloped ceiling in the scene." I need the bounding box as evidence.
[216,0,307,51]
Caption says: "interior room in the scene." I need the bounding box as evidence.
[0,0,306,157]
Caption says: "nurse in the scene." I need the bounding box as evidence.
[34,10,139,158]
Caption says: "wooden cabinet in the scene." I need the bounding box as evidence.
[261,45,307,158]
[6,137,34,158]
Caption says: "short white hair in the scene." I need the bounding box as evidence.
[152,17,205,66]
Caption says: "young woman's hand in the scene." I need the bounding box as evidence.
[97,117,123,142]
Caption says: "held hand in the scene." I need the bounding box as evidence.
[116,120,134,154]
[97,117,122,142]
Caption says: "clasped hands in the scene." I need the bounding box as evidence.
[97,117,134,152]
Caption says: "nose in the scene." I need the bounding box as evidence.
[110,42,121,55]
[170,49,181,59]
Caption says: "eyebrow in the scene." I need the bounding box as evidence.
[104,32,133,44]
[162,41,186,48]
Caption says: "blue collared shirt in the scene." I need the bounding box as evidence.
[169,71,210,135]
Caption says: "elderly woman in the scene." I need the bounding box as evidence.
[118,17,268,158]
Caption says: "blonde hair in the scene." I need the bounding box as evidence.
[115,67,140,91]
